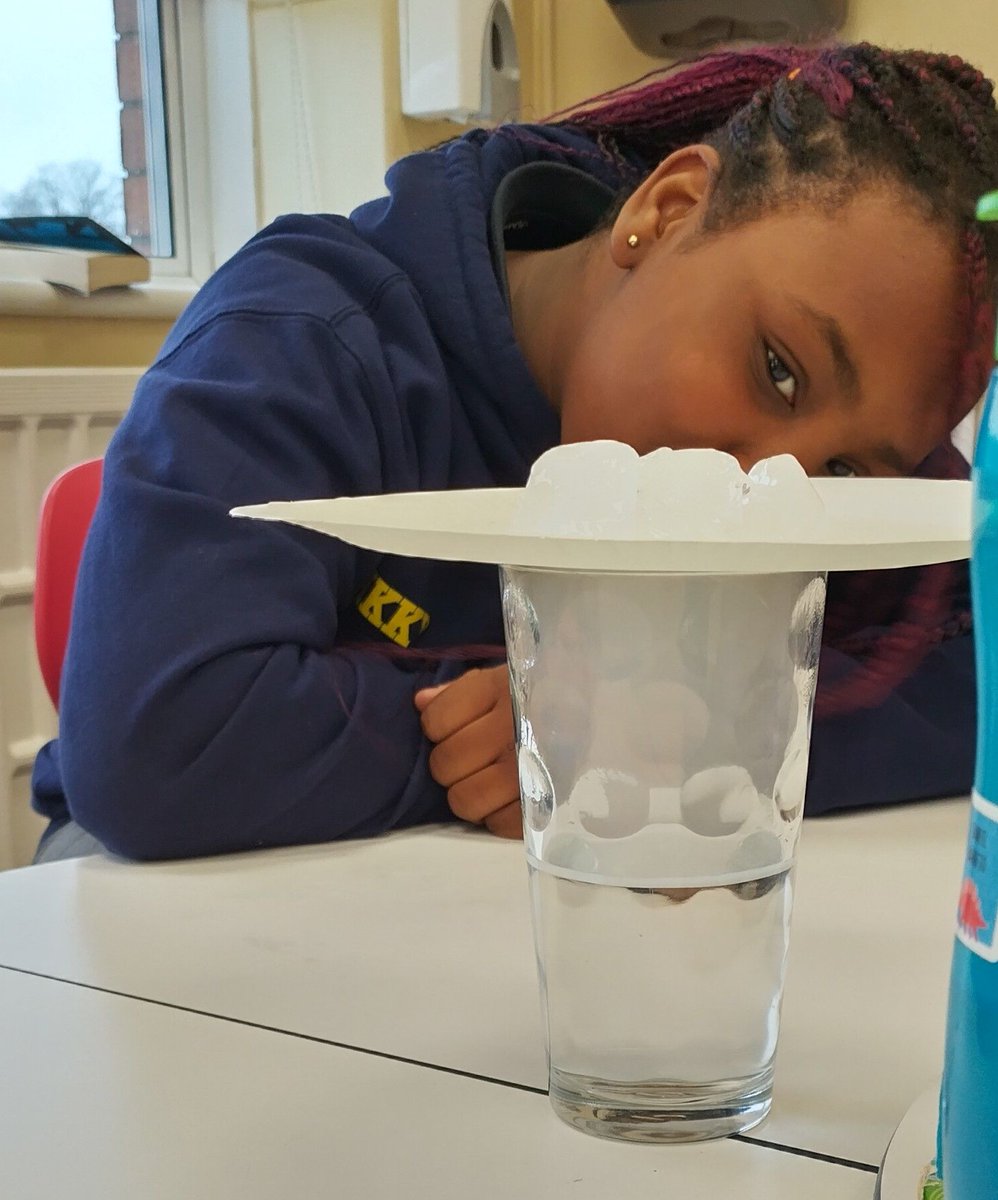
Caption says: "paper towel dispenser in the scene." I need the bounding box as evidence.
[605,0,846,55]
[399,0,520,123]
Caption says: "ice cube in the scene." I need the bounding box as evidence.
[512,441,639,537]
[742,454,826,538]
[638,447,745,538]
[512,442,827,543]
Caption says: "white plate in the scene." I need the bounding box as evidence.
[232,477,971,574]
[875,1088,938,1200]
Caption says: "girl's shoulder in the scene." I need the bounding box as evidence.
[154,212,430,379]
[186,213,413,330]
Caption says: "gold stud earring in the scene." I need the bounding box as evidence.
[627,233,639,248]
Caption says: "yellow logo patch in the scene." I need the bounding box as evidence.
[356,576,430,648]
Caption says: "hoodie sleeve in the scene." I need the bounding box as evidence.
[59,303,455,861]
[806,632,976,816]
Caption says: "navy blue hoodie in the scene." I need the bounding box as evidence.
[31,126,976,859]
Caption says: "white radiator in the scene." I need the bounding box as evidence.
[0,368,140,869]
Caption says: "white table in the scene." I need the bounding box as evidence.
[1,968,872,1200]
[0,798,971,1197]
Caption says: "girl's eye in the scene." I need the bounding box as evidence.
[827,459,857,478]
[766,347,798,406]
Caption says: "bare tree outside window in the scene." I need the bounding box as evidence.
[0,160,126,237]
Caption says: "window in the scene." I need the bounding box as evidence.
[1,0,172,258]
[1,0,257,284]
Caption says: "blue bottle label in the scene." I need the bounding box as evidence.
[956,792,998,962]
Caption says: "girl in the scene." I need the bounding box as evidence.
[32,42,998,862]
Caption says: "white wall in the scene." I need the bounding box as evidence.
[245,1,998,223]
[540,0,998,111]
[248,0,517,224]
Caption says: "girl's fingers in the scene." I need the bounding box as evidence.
[418,665,509,743]
[428,705,515,789]
[413,682,451,712]
[445,752,521,825]
[484,800,524,840]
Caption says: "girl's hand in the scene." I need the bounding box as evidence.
[414,666,523,839]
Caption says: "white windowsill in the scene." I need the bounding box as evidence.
[0,276,198,319]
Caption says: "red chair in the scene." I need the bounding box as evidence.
[34,458,104,710]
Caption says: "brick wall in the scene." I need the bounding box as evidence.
[113,0,152,255]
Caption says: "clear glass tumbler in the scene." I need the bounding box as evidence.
[501,567,827,1143]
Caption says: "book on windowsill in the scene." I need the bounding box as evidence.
[0,215,150,295]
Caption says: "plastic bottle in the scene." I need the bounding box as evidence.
[937,191,998,1198]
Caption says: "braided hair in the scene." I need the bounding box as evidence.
[530,44,998,717]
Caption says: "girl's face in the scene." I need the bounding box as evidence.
[555,151,968,477]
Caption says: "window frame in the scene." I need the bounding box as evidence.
[152,0,258,284]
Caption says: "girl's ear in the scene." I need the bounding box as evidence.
[610,144,721,268]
